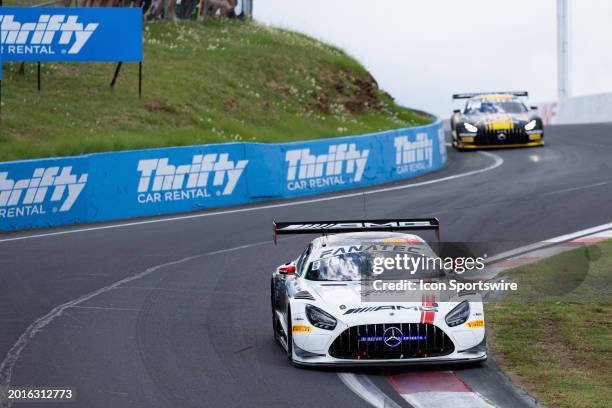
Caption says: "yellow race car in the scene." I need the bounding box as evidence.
[450,92,544,150]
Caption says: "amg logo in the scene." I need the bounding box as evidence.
[285,144,369,182]
[394,133,433,173]
[137,154,248,196]
[279,221,434,231]
[0,15,98,54]
[343,304,438,315]
[0,167,88,214]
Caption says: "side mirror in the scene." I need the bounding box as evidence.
[278,263,297,274]
[453,109,461,114]
[530,106,538,110]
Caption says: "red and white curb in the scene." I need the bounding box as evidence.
[486,222,612,274]
[339,222,612,408]
[387,371,493,408]
[338,373,402,408]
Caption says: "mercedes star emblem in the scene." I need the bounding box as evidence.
[383,327,403,347]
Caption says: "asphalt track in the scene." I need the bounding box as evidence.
[1,123,612,408]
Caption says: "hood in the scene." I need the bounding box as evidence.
[306,281,459,324]
[464,112,532,128]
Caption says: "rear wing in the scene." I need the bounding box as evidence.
[273,218,440,244]
[452,91,528,99]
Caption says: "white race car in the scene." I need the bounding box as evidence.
[271,219,487,367]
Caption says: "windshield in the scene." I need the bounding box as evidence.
[465,99,528,115]
[305,251,444,281]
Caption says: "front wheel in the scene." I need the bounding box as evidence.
[286,307,294,362]
[271,282,281,343]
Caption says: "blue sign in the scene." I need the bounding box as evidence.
[0,8,142,62]
[0,121,446,231]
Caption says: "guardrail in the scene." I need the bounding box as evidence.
[0,120,446,231]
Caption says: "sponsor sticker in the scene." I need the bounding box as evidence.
[382,237,423,245]
[292,324,312,333]
[466,319,485,329]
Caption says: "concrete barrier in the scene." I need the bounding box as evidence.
[0,121,446,231]
[539,92,612,125]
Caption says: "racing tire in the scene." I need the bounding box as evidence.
[271,282,281,343]
[286,306,303,368]
[286,306,294,362]
[451,129,464,151]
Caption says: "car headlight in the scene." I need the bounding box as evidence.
[524,120,537,131]
[445,301,470,327]
[464,123,478,133]
[305,304,337,330]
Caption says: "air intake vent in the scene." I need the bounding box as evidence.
[329,323,454,360]
[294,291,315,300]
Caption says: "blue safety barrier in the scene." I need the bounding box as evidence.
[0,8,142,62]
[0,120,446,231]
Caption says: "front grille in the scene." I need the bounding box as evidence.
[329,323,454,360]
[478,127,529,145]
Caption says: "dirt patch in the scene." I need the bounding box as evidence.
[305,69,382,115]
[144,99,178,114]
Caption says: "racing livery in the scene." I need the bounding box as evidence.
[271,219,486,366]
[451,91,544,149]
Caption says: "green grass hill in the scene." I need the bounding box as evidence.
[0,19,433,162]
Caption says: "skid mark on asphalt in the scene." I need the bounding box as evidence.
[69,305,141,312]
[387,371,494,408]
[542,179,612,196]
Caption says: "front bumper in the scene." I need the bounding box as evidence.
[292,346,487,367]
[457,140,544,149]
[454,128,544,149]
[291,321,486,366]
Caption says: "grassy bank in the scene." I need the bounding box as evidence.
[486,241,611,408]
[0,20,432,162]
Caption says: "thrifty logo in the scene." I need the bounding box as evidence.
[394,133,433,174]
[0,14,98,55]
[285,144,369,191]
[136,154,248,204]
[0,167,88,218]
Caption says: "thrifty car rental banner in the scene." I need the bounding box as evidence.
[0,121,446,231]
[0,8,142,62]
